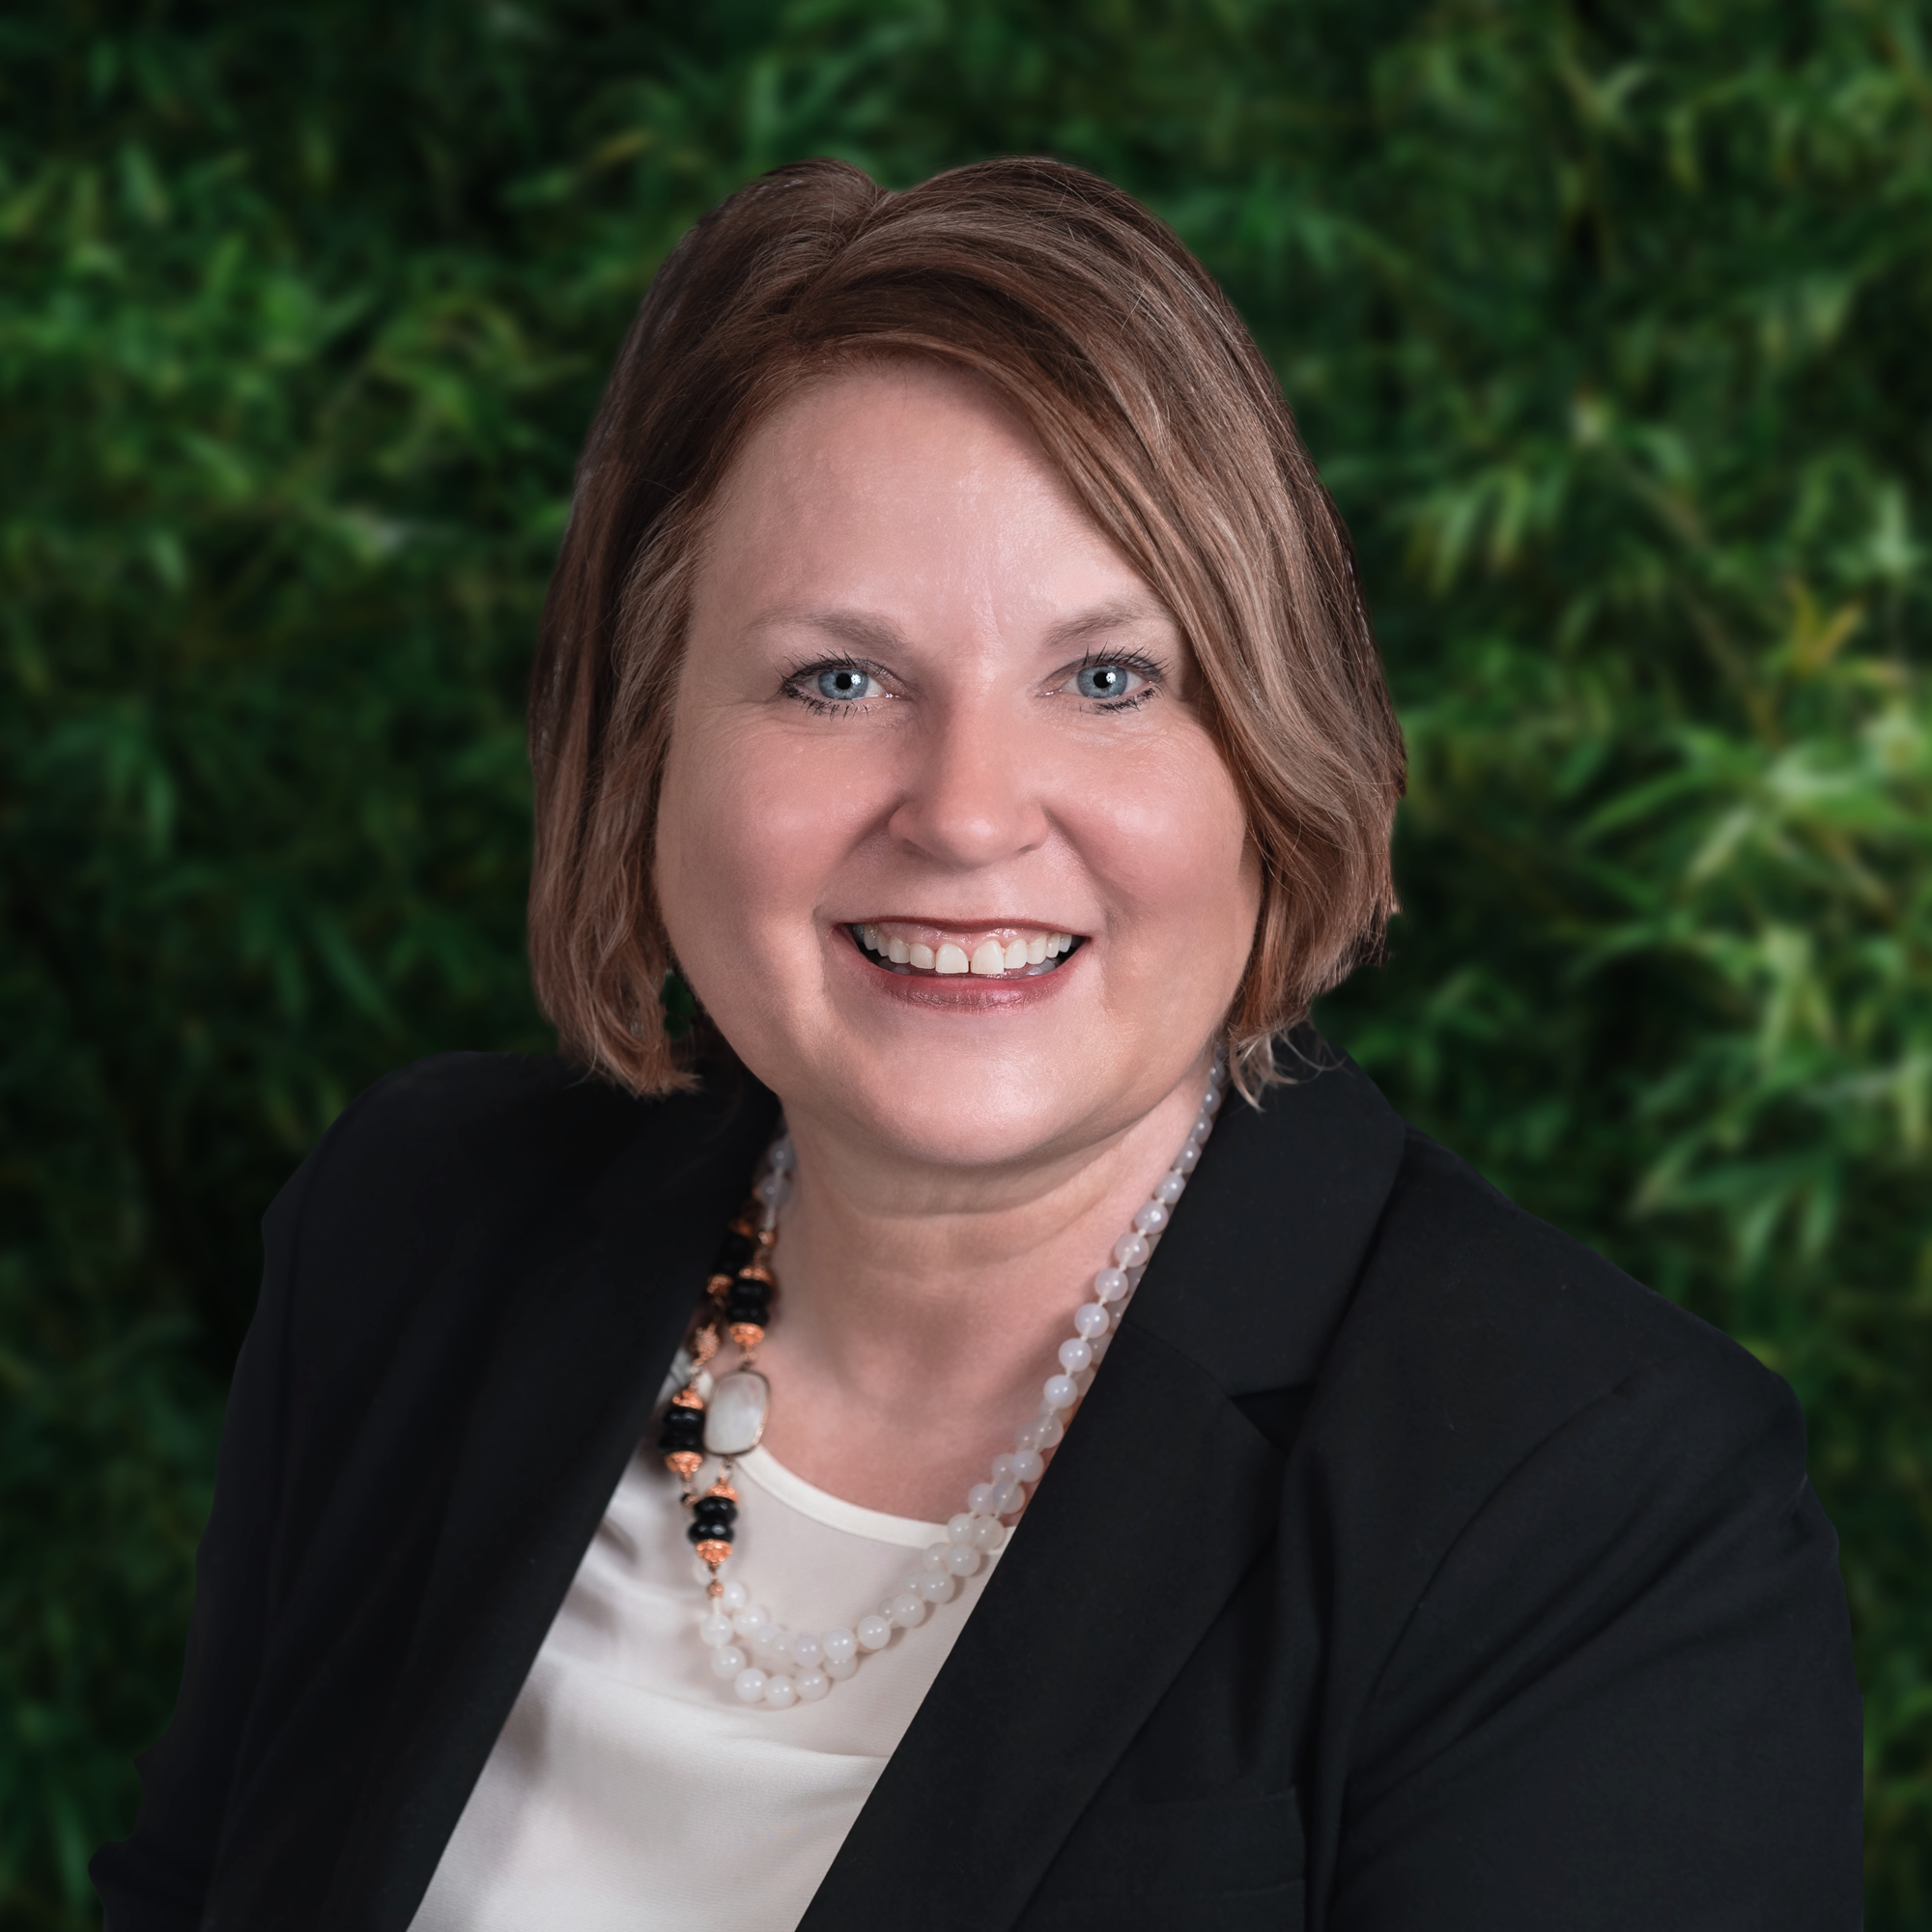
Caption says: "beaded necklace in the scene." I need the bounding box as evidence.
[658,1051,1228,1708]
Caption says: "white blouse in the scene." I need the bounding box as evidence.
[411,1412,1001,1932]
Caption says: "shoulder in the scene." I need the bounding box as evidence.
[259,1051,776,1382]
[1295,1130,1861,1919]
[1334,1124,1786,1441]
[1297,1121,1827,1713]
[1293,1120,1819,1669]
[270,1050,760,1253]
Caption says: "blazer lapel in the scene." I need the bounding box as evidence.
[324,1074,780,1931]
[803,1044,1407,1931]
[798,1317,1282,1932]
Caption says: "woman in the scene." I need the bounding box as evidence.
[94,158,1861,1931]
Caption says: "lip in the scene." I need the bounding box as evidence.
[835,919,1087,1009]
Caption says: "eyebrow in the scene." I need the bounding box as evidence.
[745,596,1174,658]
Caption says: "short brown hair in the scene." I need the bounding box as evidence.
[528,156,1404,1096]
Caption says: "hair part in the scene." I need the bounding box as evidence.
[528,156,1405,1100]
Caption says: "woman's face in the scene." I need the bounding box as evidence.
[656,361,1261,1173]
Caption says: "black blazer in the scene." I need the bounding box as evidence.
[93,1044,1862,1931]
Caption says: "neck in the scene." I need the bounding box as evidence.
[750,1051,1215,1520]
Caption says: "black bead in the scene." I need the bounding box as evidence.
[724,1283,772,1319]
[693,1497,738,1529]
[659,1411,704,1449]
[688,1519,735,1547]
[712,1230,756,1278]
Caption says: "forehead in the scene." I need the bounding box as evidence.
[696,360,1142,616]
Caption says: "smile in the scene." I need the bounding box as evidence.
[849,922,1084,978]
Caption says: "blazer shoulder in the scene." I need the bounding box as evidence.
[1369,1124,1775,1399]
[269,1051,729,1244]
[1308,1124,1799,1541]
[261,1052,775,1340]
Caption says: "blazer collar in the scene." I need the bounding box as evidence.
[801,1040,1407,1930]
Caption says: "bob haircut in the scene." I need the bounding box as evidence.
[529,156,1405,1096]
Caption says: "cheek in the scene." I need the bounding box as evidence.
[1076,741,1258,960]
[655,722,873,953]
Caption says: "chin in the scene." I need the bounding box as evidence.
[836,1082,1088,1171]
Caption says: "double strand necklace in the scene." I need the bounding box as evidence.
[657,1051,1228,1709]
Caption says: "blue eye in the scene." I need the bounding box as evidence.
[1071,663,1147,701]
[814,667,881,701]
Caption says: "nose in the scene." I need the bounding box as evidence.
[885,689,1051,870]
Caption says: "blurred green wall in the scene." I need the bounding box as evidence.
[4,1,1928,1922]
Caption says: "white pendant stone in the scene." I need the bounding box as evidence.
[704,1370,772,1455]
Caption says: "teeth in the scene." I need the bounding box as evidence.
[854,924,1080,975]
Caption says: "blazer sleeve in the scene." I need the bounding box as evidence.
[89,1122,323,1930]
[1326,1345,1863,1931]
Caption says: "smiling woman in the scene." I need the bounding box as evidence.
[93,160,1860,1932]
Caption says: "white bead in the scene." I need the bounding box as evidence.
[948,1513,978,1544]
[968,1482,998,1516]
[794,1667,830,1702]
[754,1171,790,1208]
[1043,1374,1079,1408]
[1132,1200,1168,1235]
[1009,1448,1044,1483]
[921,1543,951,1574]
[1074,1303,1110,1338]
[756,1626,793,1662]
[711,1644,748,1678]
[970,1515,1008,1552]
[1202,1083,1222,1112]
[763,1674,799,1709]
[733,1667,768,1702]
[703,1369,772,1456]
[1014,1418,1052,1452]
[944,1542,983,1576]
[1113,1232,1149,1268]
[1035,1411,1065,1449]
[1094,1266,1129,1302]
[918,1569,957,1603]
[1154,1173,1185,1204]
[1058,1337,1093,1374]
[821,1626,858,1665]
[731,1605,768,1637]
[1189,1114,1212,1142]
[770,1138,796,1171]
[857,1614,894,1651]
[1173,1142,1200,1174]
[825,1651,857,1680]
[789,1633,823,1671]
[721,1579,751,1612]
[889,1591,927,1629]
[989,1477,1025,1515]
[991,1453,1018,1481]
[700,1611,735,1648]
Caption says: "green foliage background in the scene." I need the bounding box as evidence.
[3,0,1928,1921]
